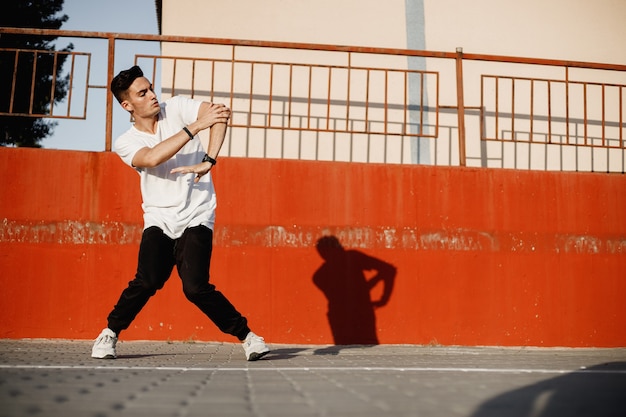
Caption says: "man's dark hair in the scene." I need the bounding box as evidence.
[110,65,144,103]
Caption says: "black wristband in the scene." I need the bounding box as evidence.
[182,127,194,140]
[202,154,217,165]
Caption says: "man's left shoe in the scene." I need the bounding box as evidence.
[242,332,270,361]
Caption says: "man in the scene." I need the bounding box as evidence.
[91,65,269,361]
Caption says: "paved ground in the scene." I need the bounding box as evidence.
[0,340,624,417]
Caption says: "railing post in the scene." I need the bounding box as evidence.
[455,47,467,166]
[105,36,115,152]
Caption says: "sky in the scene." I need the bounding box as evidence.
[44,0,160,151]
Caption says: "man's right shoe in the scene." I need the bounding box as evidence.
[242,332,270,361]
[91,328,117,359]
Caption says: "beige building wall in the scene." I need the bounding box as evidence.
[162,0,409,48]
[157,0,625,171]
[423,0,626,63]
[422,0,626,171]
[164,0,625,62]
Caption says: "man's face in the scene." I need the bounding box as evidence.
[121,77,160,119]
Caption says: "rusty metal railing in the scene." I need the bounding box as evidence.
[0,48,92,119]
[481,74,625,149]
[1,27,625,171]
[134,51,439,161]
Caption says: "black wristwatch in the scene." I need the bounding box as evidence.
[202,154,217,165]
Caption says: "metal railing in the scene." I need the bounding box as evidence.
[0,48,91,119]
[1,27,625,171]
[481,74,624,148]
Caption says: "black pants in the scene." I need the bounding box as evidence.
[107,225,250,340]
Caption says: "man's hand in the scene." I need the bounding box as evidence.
[170,162,213,183]
[194,102,231,131]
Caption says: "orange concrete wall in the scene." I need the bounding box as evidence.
[1,147,624,347]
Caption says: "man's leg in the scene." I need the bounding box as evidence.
[107,226,176,334]
[175,225,251,340]
[93,226,175,358]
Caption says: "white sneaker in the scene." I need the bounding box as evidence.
[91,328,117,359]
[242,332,270,361]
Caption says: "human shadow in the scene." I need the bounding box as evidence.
[312,235,396,351]
[470,362,626,417]
[264,347,310,361]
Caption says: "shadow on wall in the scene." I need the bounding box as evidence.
[470,362,626,417]
[312,235,396,349]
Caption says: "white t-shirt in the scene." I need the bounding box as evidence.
[114,96,216,239]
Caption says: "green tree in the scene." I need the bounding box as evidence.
[0,0,73,147]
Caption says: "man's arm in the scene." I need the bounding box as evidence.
[204,114,227,161]
[132,102,230,168]
[170,102,230,182]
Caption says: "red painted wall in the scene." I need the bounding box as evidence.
[1,147,624,347]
